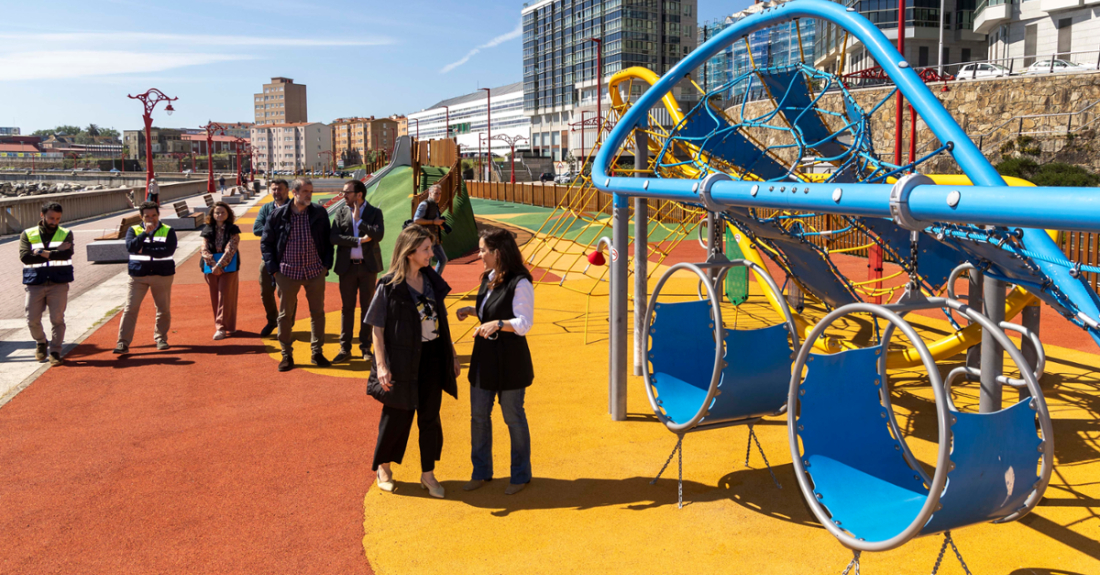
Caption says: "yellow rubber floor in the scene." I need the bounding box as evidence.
[352,275,1100,575]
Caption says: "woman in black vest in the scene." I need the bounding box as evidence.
[456,228,535,495]
[365,224,460,498]
[199,201,241,340]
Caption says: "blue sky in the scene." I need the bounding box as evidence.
[2,0,751,134]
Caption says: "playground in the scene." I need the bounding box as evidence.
[5,1,1100,572]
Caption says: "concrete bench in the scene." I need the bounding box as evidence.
[87,240,129,264]
[94,214,142,241]
[161,201,205,231]
[192,194,215,215]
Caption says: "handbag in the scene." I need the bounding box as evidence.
[202,252,239,273]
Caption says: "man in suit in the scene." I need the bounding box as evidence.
[330,179,385,363]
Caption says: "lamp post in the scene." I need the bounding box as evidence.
[589,37,602,136]
[127,88,177,197]
[491,134,528,184]
[319,150,336,175]
[201,121,228,194]
[230,135,249,186]
[478,132,491,181]
[480,88,491,180]
[249,147,258,183]
[170,152,188,173]
[442,105,450,139]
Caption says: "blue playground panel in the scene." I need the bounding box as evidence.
[678,110,790,181]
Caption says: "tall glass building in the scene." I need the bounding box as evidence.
[699,2,817,105]
[521,0,699,167]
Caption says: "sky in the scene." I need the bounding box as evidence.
[1,0,752,134]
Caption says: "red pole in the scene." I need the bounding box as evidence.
[143,112,154,201]
[908,104,917,168]
[509,141,516,184]
[206,127,216,194]
[235,141,243,186]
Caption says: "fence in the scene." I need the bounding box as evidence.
[411,138,460,199]
[0,179,209,235]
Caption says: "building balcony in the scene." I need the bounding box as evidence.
[1041,0,1083,11]
[974,0,1010,34]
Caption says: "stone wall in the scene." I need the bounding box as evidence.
[728,71,1100,174]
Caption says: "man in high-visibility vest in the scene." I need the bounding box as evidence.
[19,202,74,366]
[115,201,178,355]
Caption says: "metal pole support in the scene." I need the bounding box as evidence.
[980,273,1006,412]
[1019,302,1041,401]
[705,211,719,284]
[610,192,629,421]
[633,129,649,377]
[965,268,983,380]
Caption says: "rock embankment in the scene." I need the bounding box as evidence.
[0,181,111,198]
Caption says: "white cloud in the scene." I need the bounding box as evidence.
[0,32,393,47]
[0,51,254,81]
[440,22,522,74]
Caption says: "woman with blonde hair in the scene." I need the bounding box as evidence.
[364,224,460,498]
[200,201,240,340]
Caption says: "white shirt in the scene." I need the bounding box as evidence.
[478,270,534,337]
[349,202,365,260]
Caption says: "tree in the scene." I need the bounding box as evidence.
[85,124,100,137]
[995,158,1100,187]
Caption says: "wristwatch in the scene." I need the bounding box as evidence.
[496,320,504,330]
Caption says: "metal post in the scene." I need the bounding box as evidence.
[1019,302,1041,400]
[633,128,649,377]
[980,273,1006,412]
[610,191,629,420]
[966,268,984,379]
[706,211,718,284]
[938,0,945,77]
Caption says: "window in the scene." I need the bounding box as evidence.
[918,46,929,67]
[1058,18,1072,59]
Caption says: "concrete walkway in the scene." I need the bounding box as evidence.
[0,191,262,405]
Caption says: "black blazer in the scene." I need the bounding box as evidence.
[330,201,385,275]
[260,202,333,276]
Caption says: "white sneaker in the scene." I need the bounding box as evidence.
[213,331,226,340]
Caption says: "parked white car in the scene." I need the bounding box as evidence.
[956,63,1011,80]
[554,172,573,184]
[1024,59,1096,75]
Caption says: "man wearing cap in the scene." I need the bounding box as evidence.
[19,202,74,366]
[146,176,160,205]
[115,201,178,355]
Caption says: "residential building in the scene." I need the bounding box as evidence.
[123,128,190,160]
[407,82,530,158]
[254,77,308,125]
[813,0,985,75]
[521,0,699,163]
[389,114,409,138]
[182,133,243,156]
[251,122,332,173]
[182,122,253,140]
[976,1,1100,71]
[0,127,20,136]
[700,4,817,104]
[331,116,398,166]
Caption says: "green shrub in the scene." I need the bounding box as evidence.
[995,158,1100,186]
[995,157,1040,180]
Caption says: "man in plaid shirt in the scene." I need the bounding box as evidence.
[261,178,334,372]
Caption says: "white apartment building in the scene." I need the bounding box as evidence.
[251,122,332,173]
[976,0,1100,69]
[407,82,531,157]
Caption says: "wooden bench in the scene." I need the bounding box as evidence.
[161,201,205,231]
[88,213,142,263]
[95,214,142,241]
[192,194,215,215]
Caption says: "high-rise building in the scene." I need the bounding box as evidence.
[254,77,308,125]
[521,0,699,163]
[700,3,816,105]
[251,122,331,173]
[331,116,398,166]
[813,0,985,75]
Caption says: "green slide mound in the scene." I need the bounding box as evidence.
[362,165,478,270]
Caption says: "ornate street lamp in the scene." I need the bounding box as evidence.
[491,134,528,184]
[230,134,249,186]
[127,88,177,200]
[201,121,228,194]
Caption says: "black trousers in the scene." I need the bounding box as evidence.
[372,338,446,472]
[338,262,377,354]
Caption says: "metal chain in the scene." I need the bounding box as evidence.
[841,550,861,575]
[678,435,684,509]
[651,436,683,484]
[931,531,973,575]
[745,425,783,489]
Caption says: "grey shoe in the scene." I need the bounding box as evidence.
[463,479,490,492]
[156,340,170,351]
[113,342,129,355]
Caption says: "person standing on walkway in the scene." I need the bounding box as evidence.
[366,225,460,499]
[200,201,241,340]
[331,179,384,363]
[456,228,535,495]
[253,179,290,337]
[261,178,333,372]
[115,201,177,355]
[146,177,160,205]
[20,202,74,366]
[413,184,448,275]
[219,175,226,193]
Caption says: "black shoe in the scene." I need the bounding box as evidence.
[311,354,331,367]
[35,343,48,362]
[362,348,373,361]
[113,342,129,355]
[48,352,63,366]
[259,322,277,338]
[156,340,170,351]
[332,350,352,364]
[278,356,294,372]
